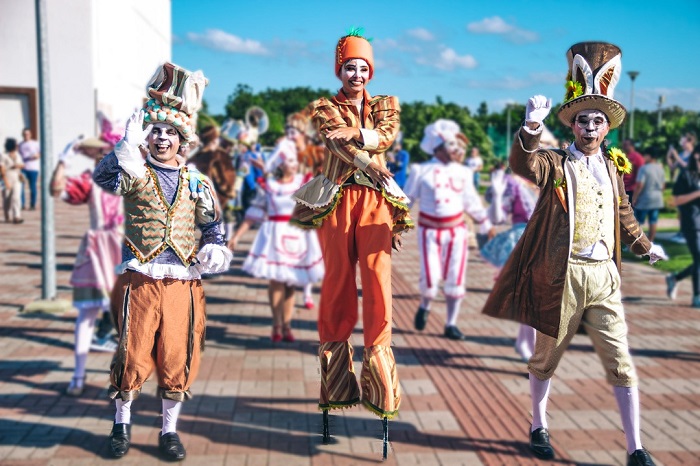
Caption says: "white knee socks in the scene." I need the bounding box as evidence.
[515,325,537,361]
[162,399,183,435]
[73,307,101,382]
[614,386,642,454]
[115,399,132,424]
[419,297,432,311]
[530,374,551,431]
[445,297,462,327]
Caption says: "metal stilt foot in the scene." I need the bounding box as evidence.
[322,411,330,444]
[382,417,389,460]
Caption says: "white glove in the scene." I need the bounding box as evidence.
[647,243,668,265]
[525,95,552,125]
[196,244,233,274]
[124,109,152,148]
[58,136,84,162]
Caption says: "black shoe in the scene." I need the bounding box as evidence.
[529,427,554,460]
[108,423,131,458]
[443,325,466,340]
[159,432,186,461]
[627,448,655,466]
[414,307,430,331]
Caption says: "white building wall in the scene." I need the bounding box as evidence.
[0,0,171,158]
[92,0,171,125]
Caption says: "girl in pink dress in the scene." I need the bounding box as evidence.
[51,137,124,396]
[229,140,324,342]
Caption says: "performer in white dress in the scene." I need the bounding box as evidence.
[229,141,324,342]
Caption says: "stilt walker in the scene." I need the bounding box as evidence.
[290,28,412,458]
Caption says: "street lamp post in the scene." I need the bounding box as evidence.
[627,71,639,139]
[506,104,512,157]
[657,95,665,130]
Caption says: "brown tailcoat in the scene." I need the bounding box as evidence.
[481,126,652,338]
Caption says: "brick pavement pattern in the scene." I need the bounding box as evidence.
[1,199,699,465]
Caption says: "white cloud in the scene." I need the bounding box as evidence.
[187,29,269,56]
[422,47,477,71]
[406,28,435,41]
[468,16,512,34]
[467,16,539,44]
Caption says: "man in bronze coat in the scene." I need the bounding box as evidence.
[482,42,666,466]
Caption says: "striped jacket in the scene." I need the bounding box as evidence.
[292,89,412,234]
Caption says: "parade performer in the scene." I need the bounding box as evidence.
[481,173,540,360]
[50,135,122,396]
[188,124,238,240]
[290,28,412,457]
[229,140,324,342]
[93,62,232,461]
[482,42,666,466]
[404,119,493,340]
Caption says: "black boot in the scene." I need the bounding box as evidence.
[108,422,131,458]
[159,432,186,461]
[627,448,655,466]
[414,307,430,331]
[529,427,554,460]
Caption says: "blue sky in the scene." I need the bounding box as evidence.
[173,0,700,116]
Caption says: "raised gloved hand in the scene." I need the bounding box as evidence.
[525,95,552,125]
[124,109,152,148]
[648,243,668,265]
[196,244,232,274]
[58,136,84,163]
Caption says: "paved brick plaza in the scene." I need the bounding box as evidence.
[1,199,699,465]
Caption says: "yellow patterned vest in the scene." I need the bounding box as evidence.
[571,160,614,258]
[123,165,197,266]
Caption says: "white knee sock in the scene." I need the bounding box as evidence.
[419,297,432,311]
[614,386,642,454]
[303,283,313,301]
[73,307,100,381]
[530,374,551,431]
[515,325,537,361]
[162,399,183,435]
[115,399,132,424]
[445,297,462,327]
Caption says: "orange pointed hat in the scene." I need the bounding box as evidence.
[335,28,374,79]
[557,42,627,129]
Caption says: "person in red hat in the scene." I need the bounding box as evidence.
[290,28,412,457]
[482,42,666,466]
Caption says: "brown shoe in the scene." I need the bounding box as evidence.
[13,218,24,224]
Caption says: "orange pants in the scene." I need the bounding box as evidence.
[317,185,393,347]
[109,271,206,402]
[317,185,400,417]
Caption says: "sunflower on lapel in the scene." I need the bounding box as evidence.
[606,147,632,175]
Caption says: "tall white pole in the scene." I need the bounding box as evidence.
[35,0,56,299]
[627,71,639,140]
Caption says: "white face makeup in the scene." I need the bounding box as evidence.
[571,110,609,155]
[339,59,370,96]
[147,123,181,166]
[434,138,461,163]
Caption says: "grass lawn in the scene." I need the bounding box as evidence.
[621,228,691,274]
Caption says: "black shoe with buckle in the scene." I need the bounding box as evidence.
[627,448,655,466]
[108,422,131,458]
[529,427,554,460]
[414,307,430,331]
[159,432,186,461]
[443,325,466,340]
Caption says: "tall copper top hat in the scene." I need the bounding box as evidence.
[557,42,627,129]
